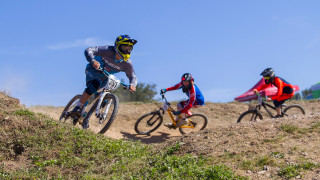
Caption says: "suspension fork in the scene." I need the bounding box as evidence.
[101,96,113,120]
[95,91,109,116]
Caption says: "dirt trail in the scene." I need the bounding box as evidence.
[4,92,320,179]
[29,100,320,144]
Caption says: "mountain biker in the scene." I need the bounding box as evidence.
[254,68,294,118]
[160,73,205,128]
[70,35,138,129]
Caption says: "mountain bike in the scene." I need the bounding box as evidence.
[134,93,208,135]
[59,67,130,134]
[237,92,305,123]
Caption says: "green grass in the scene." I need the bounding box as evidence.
[277,162,320,179]
[14,109,36,119]
[280,124,298,134]
[0,110,246,180]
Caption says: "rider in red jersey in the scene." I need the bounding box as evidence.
[254,68,294,118]
[161,73,205,128]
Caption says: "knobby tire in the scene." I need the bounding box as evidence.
[59,94,81,123]
[179,114,208,135]
[237,110,263,123]
[85,93,119,134]
[282,104,305,117]
[134,111,163,135]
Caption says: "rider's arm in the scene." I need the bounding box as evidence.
[123,61,138,87]
[179,85,196,113]
[166,82,182,92]
[256,83,270,91]
[271,77,283,100]
[84,46,100,62]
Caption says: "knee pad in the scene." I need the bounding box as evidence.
[85,80,100,95]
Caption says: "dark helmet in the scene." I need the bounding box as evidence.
[114,35,137,61]
[260,68,275,84]
[181,73,194,92]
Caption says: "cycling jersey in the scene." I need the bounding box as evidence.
[85,46,137,86]
[257,77,294,101]
[166,82,205,113]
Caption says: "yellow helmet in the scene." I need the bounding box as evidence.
[114,35,137,61]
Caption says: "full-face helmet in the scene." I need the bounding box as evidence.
[114,35,137,61]
[181,73,194,92]
[260,68,275,84]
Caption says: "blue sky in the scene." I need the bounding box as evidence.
[0,1,319,107]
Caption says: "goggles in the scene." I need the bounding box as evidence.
[120,44,133,54]
[264,76,270,80]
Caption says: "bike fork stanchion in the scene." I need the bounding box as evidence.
[96,91,108,116]
[101,99,113,121]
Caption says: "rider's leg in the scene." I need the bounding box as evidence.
[273,99,285,117]
[71,79,100,117]
[174,101,190,127]
[276,107,281,116]
[164,101,187,128]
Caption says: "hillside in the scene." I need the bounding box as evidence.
[1,91,320,179]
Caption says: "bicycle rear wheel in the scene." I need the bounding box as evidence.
[282,105,305,117]
[134,111,163,135]
[59,95,81,124]
[85,93,119,134]
[179,114,208,135]
[237,110,262,123]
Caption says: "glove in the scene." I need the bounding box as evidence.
[173,110,181,115]
[253,89,259,93]
[160,89,167,94]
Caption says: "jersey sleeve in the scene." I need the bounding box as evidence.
[166,82,182,91]
[256,83,270,91]
[124,61,138,87]
[179,85,196,113]
[84,46,109,62]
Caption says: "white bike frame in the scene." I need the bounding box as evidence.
[94,74,122,122]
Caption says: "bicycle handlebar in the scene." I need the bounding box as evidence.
[255,92,269,102]
[160,92,178,112]
[97,67,131,90]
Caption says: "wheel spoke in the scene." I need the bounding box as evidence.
[135,112,162,135]
[179,114,207,135]
[237,110,262,123]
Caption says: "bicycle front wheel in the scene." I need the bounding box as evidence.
[85,93,119,134]
[59,94,81,124]
[179,114,208,135]
[134,111,163,135]
[237,110,262,123]
[282,105,305,117]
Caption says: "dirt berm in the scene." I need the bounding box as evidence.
[2,91,320,179]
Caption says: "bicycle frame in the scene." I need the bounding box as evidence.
[161,94,196,129]
[89,68,129,122]
[255,93,285,118]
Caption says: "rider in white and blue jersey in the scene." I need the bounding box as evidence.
[71,35,138,129]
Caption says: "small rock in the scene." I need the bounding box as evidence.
[263,166,268,170]
[301,152,308,156]
[257,170,266,174]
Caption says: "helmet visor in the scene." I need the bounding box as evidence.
[264,76,270,80]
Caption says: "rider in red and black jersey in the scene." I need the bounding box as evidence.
[161,73,205,128]
[254,68,294,118]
